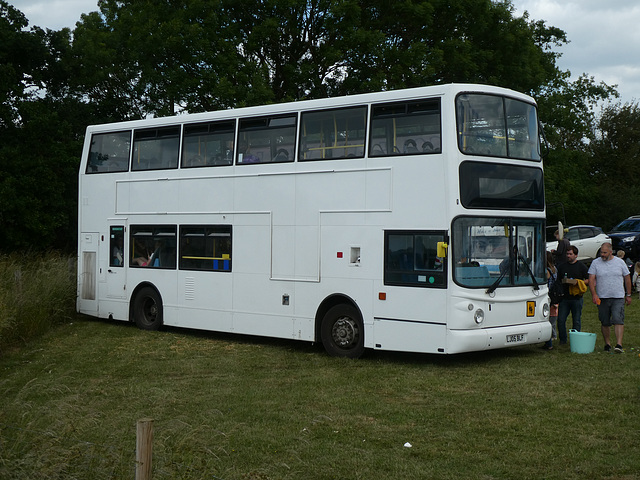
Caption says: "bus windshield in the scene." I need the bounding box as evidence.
[456,94,539,161]
[452,217,545,288]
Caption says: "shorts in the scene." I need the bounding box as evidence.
[597,298,625,326]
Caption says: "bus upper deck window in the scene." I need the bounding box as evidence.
[456,94,539,161]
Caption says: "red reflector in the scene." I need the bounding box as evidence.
[337,252,343,258]
[379,292,386,300]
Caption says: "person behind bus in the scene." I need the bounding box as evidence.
[616,249,633,271]
[556,245,589,345]
[550,229,570,267]
[633,262,640,299]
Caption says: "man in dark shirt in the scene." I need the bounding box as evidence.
[556,246,589,345]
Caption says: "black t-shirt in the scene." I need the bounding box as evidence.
[557,260,589,299]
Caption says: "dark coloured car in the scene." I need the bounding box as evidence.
[608,216,640,262]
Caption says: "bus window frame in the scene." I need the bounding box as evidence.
[236,114,297,165]
[130,225,177,269]
[369,99,442,157]
[181,120,236,168]
[384,230,448,288]
[131,126,181,172]
[298,105,368,161]
[456,93,540,162]
[86,130,132,174]
[179,225,232,272]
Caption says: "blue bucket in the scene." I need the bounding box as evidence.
[569,329,596,354]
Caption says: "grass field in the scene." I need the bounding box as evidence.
[1,294,640,479]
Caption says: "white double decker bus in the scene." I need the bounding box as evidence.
[77,83,551,357]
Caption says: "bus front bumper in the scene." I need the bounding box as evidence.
[445,321,552,354]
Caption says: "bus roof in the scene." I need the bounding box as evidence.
[85,83,536,133]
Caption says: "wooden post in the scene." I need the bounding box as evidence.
[136,418,154,480]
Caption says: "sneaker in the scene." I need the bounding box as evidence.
[604,344,612,352]
[614,345,624,353]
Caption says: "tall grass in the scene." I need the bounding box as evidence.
[0,252,76,354]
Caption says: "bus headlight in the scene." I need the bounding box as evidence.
[542,302,550,318]
[474,308,485,324]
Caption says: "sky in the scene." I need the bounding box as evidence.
[11,0,640,106]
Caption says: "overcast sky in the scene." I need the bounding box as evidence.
[11,0,640,105]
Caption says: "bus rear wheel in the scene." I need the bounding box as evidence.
[133,287,163,331]
[320,304,365,358]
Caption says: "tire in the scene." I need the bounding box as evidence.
[320,304,365,358]
[132,287,163,330]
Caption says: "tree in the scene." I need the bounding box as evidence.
[537,73,618,152]
[68,0,274,117]
[0,2,93,250]
[4,0,614,251]
[337,0,565,95]
[0,98,86,250]
[534,73,619,227]
[0,1,48,127]
[66,0,569,117]
[588,102,640,229]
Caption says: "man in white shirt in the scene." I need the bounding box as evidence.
[588,243,632,353]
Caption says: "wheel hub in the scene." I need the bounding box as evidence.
[332,316,358,347]
[145,299,158,320]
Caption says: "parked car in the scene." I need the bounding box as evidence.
[546,225,610,264]
[608,215,640,262]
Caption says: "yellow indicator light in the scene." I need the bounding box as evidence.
[526,301,536,317]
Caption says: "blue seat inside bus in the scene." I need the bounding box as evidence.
[456,266,491,286]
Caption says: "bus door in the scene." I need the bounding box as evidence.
[105,223,127,299]
[78,231,99,314]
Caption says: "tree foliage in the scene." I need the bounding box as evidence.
[587,103,640,229]
[538,73,621,227]
[66,0,568,116]
[0,0,635,251]
[0,1,47,126]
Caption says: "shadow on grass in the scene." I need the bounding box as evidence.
[81,313,543,369]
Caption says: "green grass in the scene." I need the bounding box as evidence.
[1,294,640,479]
[0,253,76,354]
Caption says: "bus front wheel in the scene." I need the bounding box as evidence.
[133,287,163,331]
[320,304,365,358]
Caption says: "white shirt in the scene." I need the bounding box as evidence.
[588,256,629,298]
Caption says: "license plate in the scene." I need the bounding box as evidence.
[506,333,526,343]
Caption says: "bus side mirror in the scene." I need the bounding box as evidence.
[437,242,448,258]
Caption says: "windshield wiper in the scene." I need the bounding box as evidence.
[518,252,539,291]
[486,267,508,295]
[486,250,539,295]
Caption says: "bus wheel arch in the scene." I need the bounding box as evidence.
[316,295,365,358]
[130,283,164,331]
